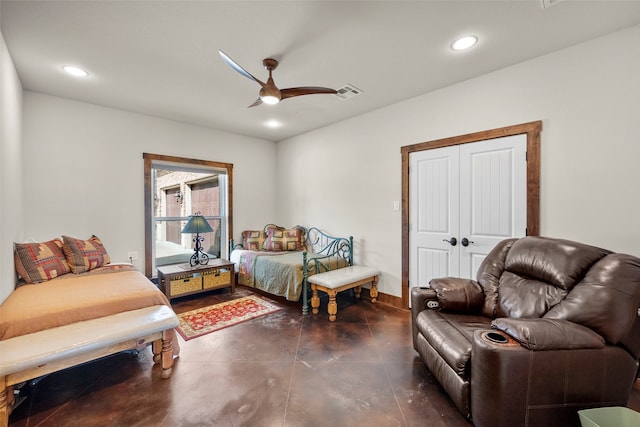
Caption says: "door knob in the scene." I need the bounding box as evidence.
[461,237,474,247]
[443,237,457,246]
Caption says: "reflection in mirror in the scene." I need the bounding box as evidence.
[153,169,222,270]
[144,153,232,278]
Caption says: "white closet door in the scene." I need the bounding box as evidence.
[459,134,528,279]
[409,146,460,290]
[409,134,527,293]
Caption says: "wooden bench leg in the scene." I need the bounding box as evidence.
[311,285,320,315]
[152,339,162,363]
[370,275,379,303]
[354,285,362,299]
[0,377,8,427]
[152,330,176,379]
[327,289,338,322]
[161,330,176,379]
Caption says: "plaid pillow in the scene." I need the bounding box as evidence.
[62,235,111,274]
[14,239,71,284]
[241,230,266,250]
[263,227,304,251]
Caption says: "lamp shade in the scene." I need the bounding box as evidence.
[181,214,214,234]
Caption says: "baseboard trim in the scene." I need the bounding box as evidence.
[361,287,405,310]
[235,282,407,311]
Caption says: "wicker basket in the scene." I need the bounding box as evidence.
[203,269,231,290]
[169,275,202,296]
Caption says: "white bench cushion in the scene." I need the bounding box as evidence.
[0,305,178,377]
[308,266,379,289]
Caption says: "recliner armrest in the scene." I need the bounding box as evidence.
[429,277,484,313]
[411,287,439,347]
[411,286,439,312]
[492,318,605,351]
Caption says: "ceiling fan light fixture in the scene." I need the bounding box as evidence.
[451,35,478,51]
[260,95,280,105]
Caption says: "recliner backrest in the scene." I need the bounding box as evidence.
[545,253,640,352]
[476,236,640,357]
[476,237,611,319]
[476,238,516,318]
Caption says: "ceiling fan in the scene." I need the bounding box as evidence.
[218,50,337,107]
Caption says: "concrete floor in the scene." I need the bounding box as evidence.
[8,286,640,426]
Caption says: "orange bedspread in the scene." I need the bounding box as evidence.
[0,266,171,341]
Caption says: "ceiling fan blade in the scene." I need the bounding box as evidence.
[218,50,267,88]
[248,98,263,108]
[280,87,338,100]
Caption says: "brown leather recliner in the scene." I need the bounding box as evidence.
[411,236,640,427]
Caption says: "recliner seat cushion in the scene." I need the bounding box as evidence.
[416,310,491,377]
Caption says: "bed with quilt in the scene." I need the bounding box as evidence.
[230,225,352,314]
[0,235,180,425]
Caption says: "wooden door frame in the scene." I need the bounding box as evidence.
[400,121,542,308]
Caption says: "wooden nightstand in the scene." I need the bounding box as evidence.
[157,259,235,300]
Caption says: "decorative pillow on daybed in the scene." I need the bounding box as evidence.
[14,239,71,284]
[263,226,305,251]
[241,230,267,250]
[62,235,111,274]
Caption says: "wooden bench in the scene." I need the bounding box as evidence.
[0,305,179,426]
[308,266,379,321]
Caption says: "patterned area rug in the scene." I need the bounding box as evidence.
[176,295,281,341]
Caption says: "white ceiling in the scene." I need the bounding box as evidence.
[2,1,640,142]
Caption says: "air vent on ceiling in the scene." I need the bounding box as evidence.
[541,0,565,8]
[335,84,363,100]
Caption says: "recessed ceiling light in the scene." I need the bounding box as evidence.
[451,35,478,51]
[62,65,89,77]
[265,120,282,128]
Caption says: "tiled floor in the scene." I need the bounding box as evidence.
[8,287,640,427]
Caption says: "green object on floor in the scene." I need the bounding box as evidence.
[578,406,640,427]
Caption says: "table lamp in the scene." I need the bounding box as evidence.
[181,212,214,267]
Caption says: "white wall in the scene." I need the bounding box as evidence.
[277,25,640,298]
[22,93,277,272]
[10,25,640,303]
[0,31,23,303]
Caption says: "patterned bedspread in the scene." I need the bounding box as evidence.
[231,250,347,301]
[0,264,172,341]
